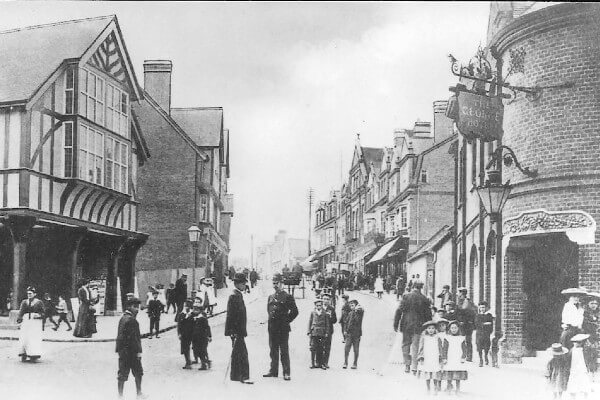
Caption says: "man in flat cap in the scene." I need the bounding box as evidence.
[225,273,253,384]
[116,297,144,398]
[263,272,298,381]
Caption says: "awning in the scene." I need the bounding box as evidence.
[300,254,318,271]
[314,246,335,259]
[366,237,408,265]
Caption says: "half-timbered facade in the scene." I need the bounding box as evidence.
[0,16,149,314]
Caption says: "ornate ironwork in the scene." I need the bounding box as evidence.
[505,47,526,78]
[486,145,538,178]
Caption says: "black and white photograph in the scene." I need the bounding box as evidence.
[1,1,600,399]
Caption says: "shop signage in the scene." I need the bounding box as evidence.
[447,91,503,142]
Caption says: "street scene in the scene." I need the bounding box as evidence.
[1,1,600,399]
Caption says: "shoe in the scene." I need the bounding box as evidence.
[479,361,483,367]
[351,364,357,369]
[66,328,72,331]
[148,336,153,339]
[323,364,329,369]
[310,365,317,369]
[263,373,278,377]
[240,379,254,384]
[136,394,149,399]
[342,364,347,369]
[283,375,290,381]
[52,327,58,331]
[199,365,208,370]
[191,360,198,364]
[155,335,160,339]
[182,364,192,370]
[405,365,411,373]
[321,365,327,370]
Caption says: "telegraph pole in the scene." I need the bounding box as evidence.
[250,234,254,269]
[308,188,314,256]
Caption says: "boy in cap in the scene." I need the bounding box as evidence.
[116,297,144,398]
[308,298,329,369]
[474,301,494,367]
[177,299,194,369]
[191,304,212,370]
[545,343,569,399]
[343,299,364,369]
[322,293,337,368]
[340,294,351,343]
[147,290,164,339]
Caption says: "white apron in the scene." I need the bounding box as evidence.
[18,313,43,357]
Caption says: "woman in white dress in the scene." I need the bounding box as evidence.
[417,321,443,395]
[374,275,384,299]
[567,333,593,397]
[442,320,469,395]
[17,287,45,362]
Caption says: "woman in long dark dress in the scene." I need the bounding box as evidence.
[73,280,95,338]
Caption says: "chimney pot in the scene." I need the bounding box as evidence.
[143,60,173,113]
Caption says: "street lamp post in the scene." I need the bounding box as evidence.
[188,225,202,291]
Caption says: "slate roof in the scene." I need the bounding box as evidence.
[361,146,384,174]
[407,225,453,262]
[171,107,223,148]
[0,16,113,104]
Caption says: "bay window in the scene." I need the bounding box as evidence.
[400,206,408,229]
[106,136,129,193]
[64,122,74,177]
[78,125,104,185]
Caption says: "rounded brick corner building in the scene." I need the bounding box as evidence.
[455,2,600,363]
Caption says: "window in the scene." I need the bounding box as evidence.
[380,211,386,234]
[79,69,104,125]
[106,136,129,193]
[106,83,129,137]
[65,69,75,115]
[78,124,104,184]
[421,169,428,183]
[389,216,395,236]
[400,206,408,229]
[64,122,74,177]
[199,194,209,222]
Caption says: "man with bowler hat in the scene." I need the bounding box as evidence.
[263,272,299,381]
[225,273,254,384]
[116,297,145,398]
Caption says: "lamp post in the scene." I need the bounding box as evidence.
[188,225,202,291]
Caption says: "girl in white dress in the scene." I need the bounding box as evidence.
[417,320,444,395]
[443,320,468,395]
[567,333,593,398]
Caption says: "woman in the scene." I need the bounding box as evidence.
[17,286,45,362]
[374,275,384,299]
[583,293,600,376]
[73,279,96,338]
[560,287,586,348]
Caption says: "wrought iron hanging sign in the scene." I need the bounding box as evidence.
[446,90,503,142]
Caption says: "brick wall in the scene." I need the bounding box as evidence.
[502,249,525,363]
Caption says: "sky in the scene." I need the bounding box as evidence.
[0,1,491,262]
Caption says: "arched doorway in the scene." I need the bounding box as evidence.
[485,231,496,305]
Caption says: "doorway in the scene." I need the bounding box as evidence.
[521,233,579,352]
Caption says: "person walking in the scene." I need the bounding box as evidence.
[73,279,96,338]
[147,290,164,339]
[374,275,384,299]
[116,297,145,399]
[340,294,351,343]
[343,299,364,369]
[191,304,212,370]
[53,294,72,331]
[174,274,188,318]
[225,273,254,384]
[263,273,298,381]
[395,276,405,300]
[397,282,432,374]
[17,287,45,362]
[177,300,194,369]
[249,269,258,289]
[165,283,176,314]
[456,287,476,362]
[322,293,337,369]
[41,292,59,331]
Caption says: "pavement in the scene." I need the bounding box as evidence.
[0,281,262,342]
[0,284,598,400]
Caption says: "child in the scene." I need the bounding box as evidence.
[491,330,504,368]
[475,301,494,367]
[417,320,444,395]
[567,334,593,398]
[436,319,450,392]
[191,305,212,370]
[42,293,59,331]
[545,343,570,399]
[308,298,329,369]
[147,291,164,339]
[53,295,72,331]
[442,320,468,395]
[176,300,194,369]
[165,283,176,314]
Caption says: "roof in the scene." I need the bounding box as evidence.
[0,16,113,104]
[361,147,384,174]
[171,107,223,148]
[408,225,453,262]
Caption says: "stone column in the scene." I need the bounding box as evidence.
[6,216,36,309]
[104,238,126,315]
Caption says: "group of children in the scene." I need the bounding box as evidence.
[416,301,502,395]
[177,299,213,370]
[546,333,595,399]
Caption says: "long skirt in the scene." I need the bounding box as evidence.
[230,336,250,381]
[18,318,43,357]
[73,303,95,337]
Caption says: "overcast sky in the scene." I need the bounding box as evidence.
[0,2,490,262]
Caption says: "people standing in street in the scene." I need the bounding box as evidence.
[545,343,570,399]
[437,285,454,310]
[191,304,212,370]
[395,276,405,300]
[343,299,364,369]
[560,287,586,349]
[199,278,217,316]
[225,273,254,384]
[442,320,468,395]
[73,279,96,338]
[567,333,593,398]
[474,301,494,367]
[147,291,164,339]
[116,297,145,399]
[417,321,444,395]
[53,294,72,331]
[374,275,384,299]
[177,299,194,369]
[17,287,45,362]
[340,294,351,343]
[165,283,176,314]
[396,282,432,374]
[249,269,258,289]
[174,274,188,318]
[307,298,329,369]
[263,273,298,381]
[456,288,476,362]
[321,293,337,369]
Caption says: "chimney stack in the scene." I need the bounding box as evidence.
[143,60,172,113]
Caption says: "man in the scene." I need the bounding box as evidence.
[177,300,194,368]
[322,293,337,369]
[147,291,164,339]
[165,283,176,314]
[474,301,494,367]
[456,287,477,361]
[343,299,364,369]
[174,274,188,318]
[225,273,254,384]
[437,285,455,309]
[395,276,405,300]
[337,273,346,295]
[442,300,459,321]
[263,273,299,381]
[395,282,431,374]
[250,269,259,289]
[116,297,145,399]
[339,294,351,343]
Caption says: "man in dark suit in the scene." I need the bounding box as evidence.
[225,273,253,384]
[343,299,364,369]
[174,274,188,318]
[322,293,337,369]
[395,282,431,374]
[116,297,144,399]
[147,291,164,339]
[263,273,299,381]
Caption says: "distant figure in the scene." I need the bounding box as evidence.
[374,276,384,299]
[339,294,351,343]
[343,299,364,369]
[225,273,254,384]
[437,285,454,309]
[322,293,337,369]
[42,292,59,331]
[174,274,188,317]
[17,286,45,362]
[191,304,212,370]
[308,298,329,369]
[177,300,194,369]
[53,294,72,331]
[116,297,144,399]
[249,269,259,288]
[73,279,97,338]
[165,283,176,314]
[147,291,164,339]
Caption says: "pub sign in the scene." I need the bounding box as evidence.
[446,90,503,142]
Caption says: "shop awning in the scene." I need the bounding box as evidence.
[300,254,318,271]
[366,237,408,265]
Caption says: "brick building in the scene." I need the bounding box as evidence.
[453,2,600,362]
[313,191,340,271]
[0,16,150,314]
[134,60,233,296]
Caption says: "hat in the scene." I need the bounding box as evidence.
[314,299,323,304]
[272,273,283,283]
[423,320,437,328]
[586,292,600,301]
[233,273,248,284]
[570,333,590,342]
[458,287,468,292]
[436,318,449,325]
[561,288,587,296]
[444,300,456,307]
[447,320,460,327]
[443,285,450,289]
[321,293,331,299]
[548,343,568,355]
[341,294,349,299]
[125,297,141,308]
[26,286,37,293]
[126,292,135,297]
